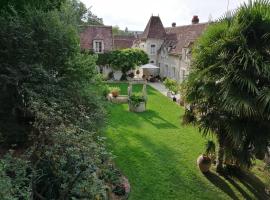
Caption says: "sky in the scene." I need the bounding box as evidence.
[81,0,249,31]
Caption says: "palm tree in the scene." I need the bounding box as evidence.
[182,0,270,172]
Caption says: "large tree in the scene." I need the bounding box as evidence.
[182,0,270,172]
[0,0,111,199]
[110,48,149,73]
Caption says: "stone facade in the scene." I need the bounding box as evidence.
[134,15,208,82]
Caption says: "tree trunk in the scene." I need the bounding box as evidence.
[216,135,225,173]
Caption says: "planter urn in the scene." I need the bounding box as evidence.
[129,102,146,112]
[197,154,211,173]
[111,91,119,98]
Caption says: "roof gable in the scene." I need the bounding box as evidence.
[80,25,113,51]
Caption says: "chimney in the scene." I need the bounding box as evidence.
[172,22,176,27]
[192,15,199,24]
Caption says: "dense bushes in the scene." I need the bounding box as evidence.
[0,1,113,199]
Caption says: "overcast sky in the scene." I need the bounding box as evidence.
[81,0,249,31]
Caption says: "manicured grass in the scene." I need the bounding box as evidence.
[105,83,269,200]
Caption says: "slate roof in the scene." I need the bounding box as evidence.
[113,35,136,50]
[80,25,113,52]
[140,16,167,40]
[164,23,208,55]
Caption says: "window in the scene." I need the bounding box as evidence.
[150,44,156,54]
[150,60,155,64]
[181,69,186,81]
[93,40,103,53]
[165,65,169,77]
[172,67,176,78]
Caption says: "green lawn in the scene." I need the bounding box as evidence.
[105,83,269,200]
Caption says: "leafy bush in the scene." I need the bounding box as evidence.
[110,48,149,73]
[0,153,31,199]
[102,84,111,97]
[110,87,121,94]
[163,78,179,94]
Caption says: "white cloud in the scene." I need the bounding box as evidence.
[81,0,250,31]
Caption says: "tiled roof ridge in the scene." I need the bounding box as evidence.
[165,22,209,30]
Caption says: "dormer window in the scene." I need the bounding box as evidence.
[93,40,104,53]
[150,44,156,54]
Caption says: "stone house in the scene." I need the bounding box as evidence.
[134,15,208,82]
[80,25,136,79]
[80,16,207,82]
[80,25,135,53]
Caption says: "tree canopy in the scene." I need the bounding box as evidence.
[0,0,113,199]
[109,48,149,73]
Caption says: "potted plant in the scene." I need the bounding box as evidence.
[171,85,179,102]
[110,87,121,98]
[128,93,146,112]
[197,155,211,173]
[197,140,216,173]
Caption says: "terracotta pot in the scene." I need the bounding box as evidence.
[197,154,211,173]
[111,91,119,98]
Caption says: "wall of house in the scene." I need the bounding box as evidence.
[142,39,164,65]
[157,47,191,82]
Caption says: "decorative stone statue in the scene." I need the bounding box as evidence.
[128,82,133,98]
[142,83,147,102]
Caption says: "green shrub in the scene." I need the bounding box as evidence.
[129,93,145,107]
[163,78,179,94]
[0,3,112,199]
[110,87,121,93]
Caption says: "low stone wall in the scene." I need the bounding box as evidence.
[108,94,128,104]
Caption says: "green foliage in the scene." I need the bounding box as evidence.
[205,140,216,157]
[97,52,112,66]
[0,2,111,199]
[102,84,111,97]
[0,153,31,199]
[110,87,121,94]
[183,0,270,168]
[163,78,179,94]
[69,0,103,26]
[0,0,66,13]
[129,93,146,107]
[110,48,149,73]
[112,26,132,36]
[95,49,148,76]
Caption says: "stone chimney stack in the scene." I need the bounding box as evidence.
[192,15,199,24]
[172,22,176,27]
